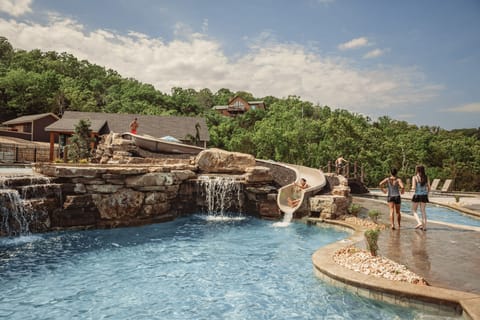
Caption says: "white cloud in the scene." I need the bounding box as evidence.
[444,102,480,113]
[0,16,441,113]
[338,37,369,50]
[363,48,384,59]
[0,0,32,17]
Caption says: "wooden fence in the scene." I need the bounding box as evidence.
[325,160,365,182]
[0,143,57,163]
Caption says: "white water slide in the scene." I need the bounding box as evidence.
[276,164,327,222]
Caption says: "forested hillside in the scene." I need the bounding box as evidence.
[1,37,479,191]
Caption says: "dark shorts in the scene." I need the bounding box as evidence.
[387,196,401,204]
[412,194,429,203]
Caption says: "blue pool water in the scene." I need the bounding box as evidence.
[0,215,442,319]
[401,201,480,228]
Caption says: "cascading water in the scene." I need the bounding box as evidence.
[0,188,33,235]
[0,174,61,236]
[197,175,243,217]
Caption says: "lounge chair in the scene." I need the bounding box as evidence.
[430,178,441,192]
[441,179,453,193]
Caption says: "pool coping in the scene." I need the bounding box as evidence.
[310,218,480,319]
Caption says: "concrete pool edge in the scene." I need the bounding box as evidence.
[310,218,480,319]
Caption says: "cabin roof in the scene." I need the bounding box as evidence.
[45,111,210,141]
[2,113,59,125]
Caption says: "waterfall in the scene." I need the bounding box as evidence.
[0,188,34,235]
[0,174,60,236]
[197,175,243,217]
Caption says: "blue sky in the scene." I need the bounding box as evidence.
[1,0,479,129]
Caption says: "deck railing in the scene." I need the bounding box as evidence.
[0,143,57,163]
[324,160,365,182]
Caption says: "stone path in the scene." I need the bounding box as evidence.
[353,195,480,295]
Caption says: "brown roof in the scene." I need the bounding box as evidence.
[45,118,107,133]
[2,113,59,125]
[46,111,210,142]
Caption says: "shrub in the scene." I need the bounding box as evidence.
[454,195,461,203]
[348,204,361,216]
[368,209,380,223]
[364,228,381,256]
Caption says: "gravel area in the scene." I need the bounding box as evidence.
[333,247,428,285]
[333,216,428,285]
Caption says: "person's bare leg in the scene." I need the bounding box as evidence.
[395,203,401,229]
[412,202,422,228]
[388,202,395,229]
[420,202,427,230]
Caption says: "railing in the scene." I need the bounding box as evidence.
[0,143,57,163]
[323,160,365,182]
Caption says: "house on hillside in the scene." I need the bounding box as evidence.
[45,111,210,161]
[213,96,265,117]
[0,113,60,143]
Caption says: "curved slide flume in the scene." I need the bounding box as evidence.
[276,164,327,223]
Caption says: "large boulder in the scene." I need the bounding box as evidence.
[195,148,256,173]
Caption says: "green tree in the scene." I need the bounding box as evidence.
[67,119,93,162]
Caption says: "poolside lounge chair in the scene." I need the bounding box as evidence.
[430,178,441,192]
[441,179,453,193]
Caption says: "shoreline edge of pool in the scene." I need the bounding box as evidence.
[310,210,480,320]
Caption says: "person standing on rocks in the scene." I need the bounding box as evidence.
[129,117,139,134]
[335,155,348,175]
[411,165,430,231]
[379,168,405,230]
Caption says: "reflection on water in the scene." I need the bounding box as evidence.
[411,230,431,273]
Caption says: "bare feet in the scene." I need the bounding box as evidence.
[415,224,423,229]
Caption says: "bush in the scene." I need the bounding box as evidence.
[368,209,380,223]
[454,194,461,203]
[364,228,381,256]
[348,204,362,216]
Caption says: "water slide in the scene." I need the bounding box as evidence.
[276,164,327,222]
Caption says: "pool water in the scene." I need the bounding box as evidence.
[0,215,441,319]
[0,166,33,176]
[401,201,480,228]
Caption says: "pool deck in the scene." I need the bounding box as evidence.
[311,192,480,319]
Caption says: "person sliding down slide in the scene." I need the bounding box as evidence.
[287,178,309,207]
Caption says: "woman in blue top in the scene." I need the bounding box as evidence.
[411,165,430,231]
[379,168,405,230]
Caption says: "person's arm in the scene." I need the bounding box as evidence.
[398,178,405,194]
[411,176,416,192]
[379,178,388,193]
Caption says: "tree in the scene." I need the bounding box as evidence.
[67,119,93,162]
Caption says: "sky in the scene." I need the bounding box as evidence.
[0,0,479,130]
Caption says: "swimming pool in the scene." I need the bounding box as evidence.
[0,214,445,319]
[0,165,33,176]
[401,201,480,228]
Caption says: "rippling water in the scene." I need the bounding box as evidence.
[401,201,480,227]
[0,215,448,319]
